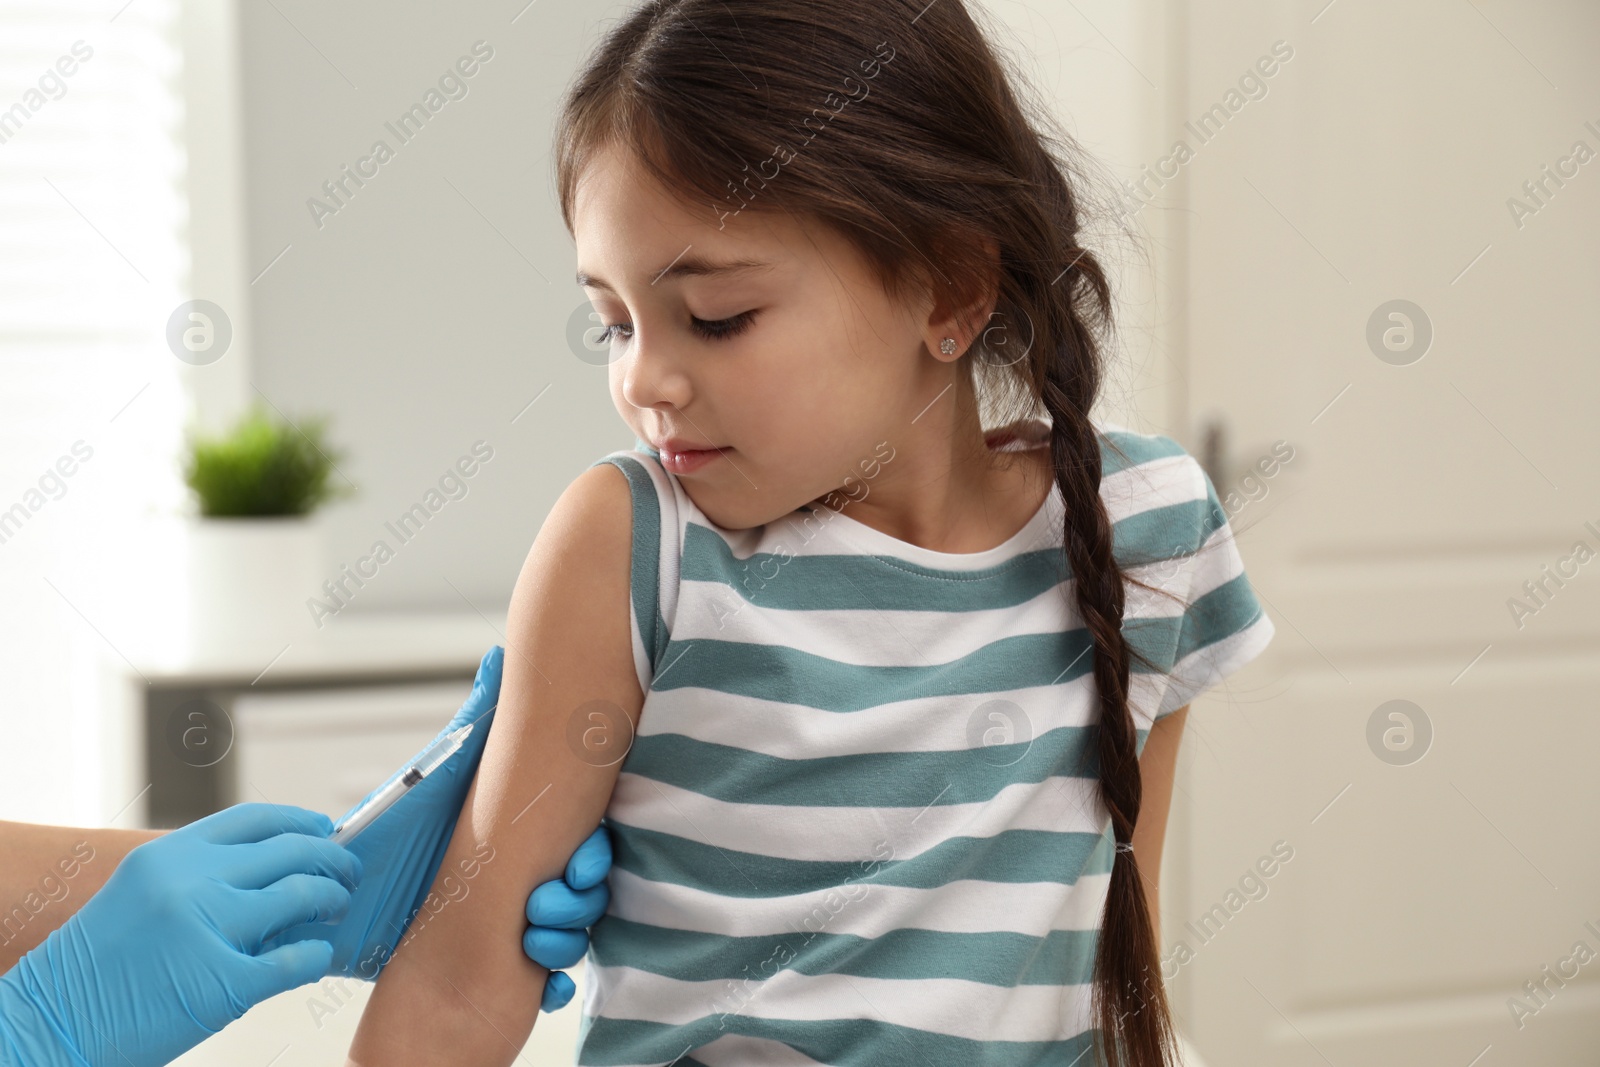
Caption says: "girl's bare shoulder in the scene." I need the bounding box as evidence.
[509,459,645,719]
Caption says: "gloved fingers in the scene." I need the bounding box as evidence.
[541,969,577,1013]
[564,824,613,890]
[526,879,610,930]
[444,645,504,731]
[235,873,355,947]
[248,939,336,1004]
[258,915,339,953]
[467,645,505,710]
[442,649,501,747]
[224,832,364,892]
[523,925,589,970]
[194,802,335,845]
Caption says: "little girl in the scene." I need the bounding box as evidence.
[349,2,1274,1065]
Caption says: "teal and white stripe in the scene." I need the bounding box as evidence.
[577,421,1274,1066]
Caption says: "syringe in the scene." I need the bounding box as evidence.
[330,724,474,846]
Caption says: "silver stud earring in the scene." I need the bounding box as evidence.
[939,337,957,356]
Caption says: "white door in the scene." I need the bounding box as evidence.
[1163,2,1600,1064]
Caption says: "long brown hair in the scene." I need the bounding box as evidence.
[553,2,1177,1063]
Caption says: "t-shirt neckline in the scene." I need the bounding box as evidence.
[804,419,1059,572]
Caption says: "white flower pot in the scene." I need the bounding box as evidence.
[184,517,325,659]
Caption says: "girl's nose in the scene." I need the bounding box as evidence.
[619,331,692,411]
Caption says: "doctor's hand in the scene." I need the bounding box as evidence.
[269,645,612,1012]
[0,802,361,1067]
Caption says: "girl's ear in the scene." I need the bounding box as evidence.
[922,232,1002,362]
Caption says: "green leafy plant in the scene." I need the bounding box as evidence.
[184,406,351,517]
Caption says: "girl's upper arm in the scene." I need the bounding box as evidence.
[347,461,644,1066]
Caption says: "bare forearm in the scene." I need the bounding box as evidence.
[1132,705,1189,945]
[0,821,163,973]
[346,931,547,1067]
[346,812,551,1063]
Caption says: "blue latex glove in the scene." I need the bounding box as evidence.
[269,644,612,1011]
[524,820,611,1009]
[0,647,614,1066]
[0,802,361,1067]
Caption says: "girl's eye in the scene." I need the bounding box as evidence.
[690,310,757,340]
[595,310,757,346]
[596,322,632,346]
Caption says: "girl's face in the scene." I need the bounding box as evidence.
[573,141,954,532]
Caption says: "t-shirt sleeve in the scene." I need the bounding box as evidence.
[1155,453,1276,720]
[586,450,680,696]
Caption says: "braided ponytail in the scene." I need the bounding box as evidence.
[1040,295,1177,1063]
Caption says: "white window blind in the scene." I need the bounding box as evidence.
[0,0,189,825]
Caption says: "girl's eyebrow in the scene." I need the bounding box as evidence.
[575,255,775,293]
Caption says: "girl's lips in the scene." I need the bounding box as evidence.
[659,446,727,475]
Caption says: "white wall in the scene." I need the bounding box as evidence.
[236,2,642,613]
[234,0,1177,612]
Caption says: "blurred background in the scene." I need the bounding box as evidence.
[1,0,1596,1063]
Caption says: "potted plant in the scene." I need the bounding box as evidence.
[181,406,351,655]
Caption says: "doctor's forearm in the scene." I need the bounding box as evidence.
[0,821,162,973]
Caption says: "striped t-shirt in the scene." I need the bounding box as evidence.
[575,418,1275,1066]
